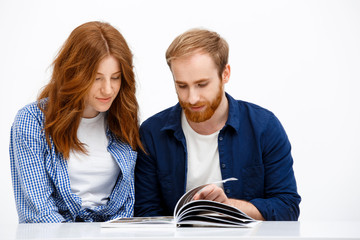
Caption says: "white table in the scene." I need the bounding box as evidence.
[1,221,360,239]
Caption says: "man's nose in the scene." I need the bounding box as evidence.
[188,88,200,105]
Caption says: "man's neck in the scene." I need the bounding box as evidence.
[187,93,229,135]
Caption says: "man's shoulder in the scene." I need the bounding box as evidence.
[240,100,272,113]
[233,98,287,136]
[226,94,278,132]
[232,97,274,118]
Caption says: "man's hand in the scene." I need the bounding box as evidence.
[193,184,230,204]
[192,184,265,221]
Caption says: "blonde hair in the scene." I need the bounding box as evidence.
[166,28,229,77]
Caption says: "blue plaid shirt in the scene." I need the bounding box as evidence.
[10,100,137,223]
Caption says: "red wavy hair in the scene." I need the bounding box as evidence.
[38,21,143,159]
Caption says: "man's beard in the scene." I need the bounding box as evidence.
[179,85,223,123]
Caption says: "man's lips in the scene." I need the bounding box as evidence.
[189,105,205,111]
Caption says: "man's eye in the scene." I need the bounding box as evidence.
[178,85,187,89]
[198,83,207,87]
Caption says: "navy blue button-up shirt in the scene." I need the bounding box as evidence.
[135,93,301,220]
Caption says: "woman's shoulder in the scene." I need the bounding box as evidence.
[13,100,46,129]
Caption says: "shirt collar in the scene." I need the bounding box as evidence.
[161,103,183,140]
[224,92,241,133]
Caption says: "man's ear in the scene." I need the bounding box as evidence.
[222,64,231,84]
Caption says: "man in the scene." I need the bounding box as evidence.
[135,28,301,221]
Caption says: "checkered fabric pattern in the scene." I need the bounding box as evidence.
[9,101,136,223]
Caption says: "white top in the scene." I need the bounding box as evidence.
[68,112,120,209]
[181,112,223,192]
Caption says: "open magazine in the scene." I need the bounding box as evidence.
[102,178,259,228]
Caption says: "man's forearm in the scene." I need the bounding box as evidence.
[228,199,265,221]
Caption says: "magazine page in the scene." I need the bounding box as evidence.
[173,177,238,216]
[177,200,254,222]
[101,216,175,228]
[176,201,259,227]
[178,209,251,226]
[176,200,256,228]
[176,215,260,228]
[180,212,251,226]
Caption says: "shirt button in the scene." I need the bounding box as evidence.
[221,163,226,169]
[225,189,231,194]
[219,137,223,141]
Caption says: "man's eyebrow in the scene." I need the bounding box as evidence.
[175,78,210,84]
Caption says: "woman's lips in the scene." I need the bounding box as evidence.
[97,97,112,103]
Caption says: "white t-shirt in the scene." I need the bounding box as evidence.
[68,112,120,209]
[181,112,223,192]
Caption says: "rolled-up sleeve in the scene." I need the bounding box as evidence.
[249,114,301,221]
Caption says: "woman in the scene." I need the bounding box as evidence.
[9,21,143,223]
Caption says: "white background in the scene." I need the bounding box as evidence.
[0,0,359,224]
